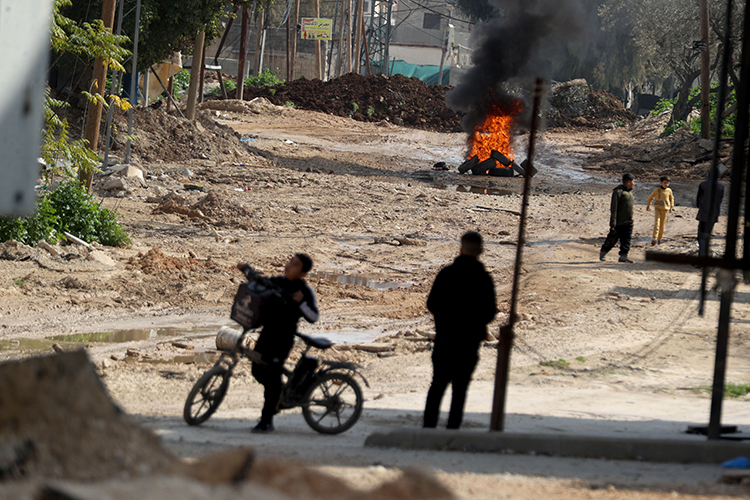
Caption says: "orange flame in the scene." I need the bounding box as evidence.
[468,99,524,163]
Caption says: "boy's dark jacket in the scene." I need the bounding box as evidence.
[426,255,497,357]
[254,276,318,361]
[610,184,634,228]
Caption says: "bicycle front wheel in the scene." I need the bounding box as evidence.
[183,366,230,425]
[302,372,363,434]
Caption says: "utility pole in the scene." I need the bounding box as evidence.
[286,5,292,80]
[81,0,117,189]
[315,0,323,79]
[291,0,301,79]
[238,6,249,100]
[255,9,266,77]
[384,0,392,76]
[700,0,711,139]
[186,30,205,120]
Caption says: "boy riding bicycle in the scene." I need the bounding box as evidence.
[237,253,318,433]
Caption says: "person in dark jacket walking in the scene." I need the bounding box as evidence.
[238,254,319,433]
[696,169,725,257]
[600,173,636,263]
[423,231,497,429]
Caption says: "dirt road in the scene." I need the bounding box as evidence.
[1,101,748,499]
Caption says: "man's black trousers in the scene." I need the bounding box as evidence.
[252,359,283,424]
[601,224,633,257]
[423,353,478,429]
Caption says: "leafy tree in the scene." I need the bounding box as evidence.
[61,0,231,71]
[599,0,744,124]
[452,0,495,23]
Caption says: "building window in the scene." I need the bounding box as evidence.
[423,12,441,30]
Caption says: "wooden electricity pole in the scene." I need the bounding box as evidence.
[81,0,117,188]
[291,0,301,80]
[186,30,205,120]
[238,6,249,100]
[700,0,711,139]
[314,0,322,79]
[255,9,266,77]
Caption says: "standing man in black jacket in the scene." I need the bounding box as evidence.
[423,231,497,429]
[600,172,636,263]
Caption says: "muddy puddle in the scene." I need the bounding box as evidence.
[432,184,515,196]
[1,323,384,363]
[47,326,219,344]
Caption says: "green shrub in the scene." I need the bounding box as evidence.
[0,181,130,247]
[351,102,359,113]
[245,68,284,88]
[206,78,236,98]
[0,197,58,244]
[650,98,674,116]
[366,106,375,117]
[283,101,296,108]
[171,69,191,100]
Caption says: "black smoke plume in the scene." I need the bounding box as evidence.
[447,0,588,133]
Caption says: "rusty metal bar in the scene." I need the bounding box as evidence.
[699,0,734,316]
[490,78,544,432]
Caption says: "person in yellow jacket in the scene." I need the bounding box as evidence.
[646,176,675,245]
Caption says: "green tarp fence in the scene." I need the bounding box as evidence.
[372,60,450,85]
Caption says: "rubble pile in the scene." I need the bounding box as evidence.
[95,106,270,166]
[583,112,734,182]
[231,73,463,133]
[546,79,636,129]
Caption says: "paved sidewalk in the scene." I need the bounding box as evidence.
[365,428,750,464]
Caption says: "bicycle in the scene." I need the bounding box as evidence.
[183,268,368,434]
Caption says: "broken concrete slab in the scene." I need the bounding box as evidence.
[103,178,129,191]
[86,250,116,267]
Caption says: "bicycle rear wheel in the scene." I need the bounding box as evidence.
[302,372,363,434]
[183,366,230,425]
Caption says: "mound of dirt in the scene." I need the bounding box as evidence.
[547,79,637,129]
[223,74,635,134]
[108,107,270,166]
[126,247,221,275]
[582,111,734,182]
[228,73,463,133]
[0,350,175,481]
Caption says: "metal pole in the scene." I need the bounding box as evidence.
[238,6,249,100]
[150,67,185,118]
[725,0,750,260]
[384,0,392,76]
[490,79,544,431]
[708,271,736,439]
[103,0,125,169]
[699,0,734,315]
[706,0,749,440]
[125,0,142,164]
[259,28,266,74]
[315,0,322,79]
